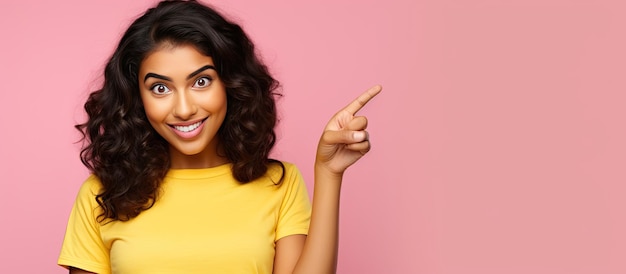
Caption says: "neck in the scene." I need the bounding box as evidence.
[168,146,229,169]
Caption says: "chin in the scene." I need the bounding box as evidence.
[169,143,211,156]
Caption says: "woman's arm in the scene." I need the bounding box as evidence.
[292,167,344,274]
[275,85,381,274]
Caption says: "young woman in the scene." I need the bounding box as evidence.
[58,1,381,273]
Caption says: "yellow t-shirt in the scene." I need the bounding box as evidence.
[58,162,311,273]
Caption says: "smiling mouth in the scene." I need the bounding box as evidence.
[169,118,207,133]
[173,121,201,132]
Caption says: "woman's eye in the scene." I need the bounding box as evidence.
[193,77,211,88]
[151,84,171,95]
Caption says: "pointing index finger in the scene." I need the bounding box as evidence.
[343,85,382,115]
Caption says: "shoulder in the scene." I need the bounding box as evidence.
[66,175,106,225]
[75,175,104,201]
[81,174,103,191]
[266,161,303,181]
[278,161,299,174]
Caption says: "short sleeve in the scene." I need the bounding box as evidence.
[58,175,111,274]
[275,163,312,241]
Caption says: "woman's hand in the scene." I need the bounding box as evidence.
[316,85,382,176]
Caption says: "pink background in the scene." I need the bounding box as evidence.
[1,0,625,273]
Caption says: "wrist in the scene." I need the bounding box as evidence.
[314,162,345,185]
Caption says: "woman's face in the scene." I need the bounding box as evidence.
[138,43,227,168]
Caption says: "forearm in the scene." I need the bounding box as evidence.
[293,165,343,274]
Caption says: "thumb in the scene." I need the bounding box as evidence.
[321,129,368,145]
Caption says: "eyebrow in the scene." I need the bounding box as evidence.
[143,65,216,83]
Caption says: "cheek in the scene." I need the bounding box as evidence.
[202,89,228,114]
[141,97,169,122]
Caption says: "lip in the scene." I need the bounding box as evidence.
[168,118,207,139]
[168,118,207,127]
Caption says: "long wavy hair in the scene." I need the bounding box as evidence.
[77,0,284,222]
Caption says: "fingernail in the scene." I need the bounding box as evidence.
[354,131,366,141]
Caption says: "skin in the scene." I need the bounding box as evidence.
[140,43,229,169]
[290,85,381,274]
[69,44,382,274]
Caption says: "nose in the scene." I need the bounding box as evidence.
[172,90,198,120]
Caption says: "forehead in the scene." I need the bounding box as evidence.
[139,44,215,77]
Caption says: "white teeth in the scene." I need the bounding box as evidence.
[174,121,202,132]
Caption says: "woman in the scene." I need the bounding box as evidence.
[58,1,381,273]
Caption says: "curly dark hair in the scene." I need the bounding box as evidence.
[76,0,284,222]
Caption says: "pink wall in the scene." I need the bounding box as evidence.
[1,0,625,273]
